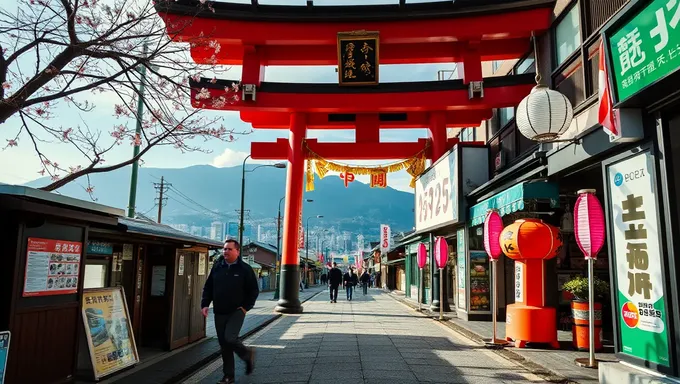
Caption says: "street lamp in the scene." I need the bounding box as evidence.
[305,215,324,288]
[274,198,313,300]
[239,155,286,249]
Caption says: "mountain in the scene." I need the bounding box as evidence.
[23,164,415,237]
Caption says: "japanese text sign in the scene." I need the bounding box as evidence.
[23,237,82,297]
[415,147,458,232]
[82,287,139,379]
[337,31,379,86]
[380,224,391,255]
[606,150,670,366]
[608,0,680,102]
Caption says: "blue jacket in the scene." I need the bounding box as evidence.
[201,257,259,315]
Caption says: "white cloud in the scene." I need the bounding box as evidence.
[211,148,250,167]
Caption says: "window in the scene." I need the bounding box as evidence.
[492,60,503,73]
[516,52,535,74]
[498,108,515,128]
[460,127,476,142]
[84,264,108,288]
[555,3,582,67]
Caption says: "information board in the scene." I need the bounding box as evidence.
[82,287,139,379]
[23,237,82,297]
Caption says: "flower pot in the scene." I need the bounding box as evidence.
[571,300,603,351]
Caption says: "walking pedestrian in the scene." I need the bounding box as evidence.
[201,239,258,384]
[360,269,370,295]
[328,262,342,303]
[343,267,358,301]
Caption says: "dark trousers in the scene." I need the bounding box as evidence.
[215,311,250,378]
[362,283,368,295]
[329,284,339,301]
[346,285,353,300]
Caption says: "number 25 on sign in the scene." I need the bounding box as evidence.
[418,177,450,223]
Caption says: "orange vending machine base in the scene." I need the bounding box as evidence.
[506,304,560,349]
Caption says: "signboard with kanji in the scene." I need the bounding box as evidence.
[607,0,680,102]
[337,31,379,86]
[605,148,670,368]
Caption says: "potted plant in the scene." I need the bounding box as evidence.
[562,276,610,351]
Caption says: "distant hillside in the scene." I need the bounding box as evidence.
[24,164,415,237]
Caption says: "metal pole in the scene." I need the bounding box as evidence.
[439,267,444,320]
[485,259,507,347]
[157,176,164,223]
[492,260,497,341]
[417,267,422,312]
[305,218,309,288]
[588,257,595,366]
[576,257,598,367]
[238,155,251,248]
[127,43,148,218]
[273,197,283,300]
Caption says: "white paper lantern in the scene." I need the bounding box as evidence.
[516,84,574,142]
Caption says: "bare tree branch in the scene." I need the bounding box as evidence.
[0,0,245,196]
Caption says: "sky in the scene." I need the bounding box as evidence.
[0,0,461,193]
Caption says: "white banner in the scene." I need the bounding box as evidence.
[608,151,665,335]
[380,224,391,254]
[415,147,458,232]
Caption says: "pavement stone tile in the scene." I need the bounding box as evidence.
[181,290,549,384]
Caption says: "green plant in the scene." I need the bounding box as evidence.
[562,276,610,301]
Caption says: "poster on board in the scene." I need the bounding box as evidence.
[198,253,207,276]
[82,287,139,379]
[0,331,10,384]
[606,149,670,367]
[23,237,82,297]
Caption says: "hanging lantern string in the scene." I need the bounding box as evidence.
[532,30,543,85]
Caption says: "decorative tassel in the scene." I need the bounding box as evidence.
[306,160,315,192]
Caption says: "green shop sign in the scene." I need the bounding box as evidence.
[608,0,680,102]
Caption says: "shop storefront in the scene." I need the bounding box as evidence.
[412,142,489,313]
[464,180,560,321]
[0,185,221,383]
[596,0,680,378]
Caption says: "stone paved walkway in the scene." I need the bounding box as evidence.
[183,288,546,384]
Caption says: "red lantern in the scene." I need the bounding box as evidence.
[573,189,605,259]
[483,210,504,260]
[434,237,448,269]
[500,218,562,260]
[417,243,427,269]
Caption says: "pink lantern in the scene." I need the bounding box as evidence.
[483,210,504,260]
[434,237,448,269]
[417,243,427,269]
[573,189,606,259]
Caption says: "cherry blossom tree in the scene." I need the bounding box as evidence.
[0,0,244,194]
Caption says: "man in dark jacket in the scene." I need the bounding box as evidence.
[360,270,371,295]
[202,239,259,384]
[343,267,359,301]
[327,262,343,303]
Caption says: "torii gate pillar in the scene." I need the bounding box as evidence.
[275,112,306,314]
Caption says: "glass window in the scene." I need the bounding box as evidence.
[555,3,582,67]
[492,60,503,73]
[516,52,535,74]
[84,264,107,288]
[499,107,515,128]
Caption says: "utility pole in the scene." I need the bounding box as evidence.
[127,43,149,218]
[153,176,170,223]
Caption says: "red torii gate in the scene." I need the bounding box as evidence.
[157,0,553,313]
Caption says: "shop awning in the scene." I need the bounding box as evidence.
[384,257,405,265]
[468,181,559,226]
